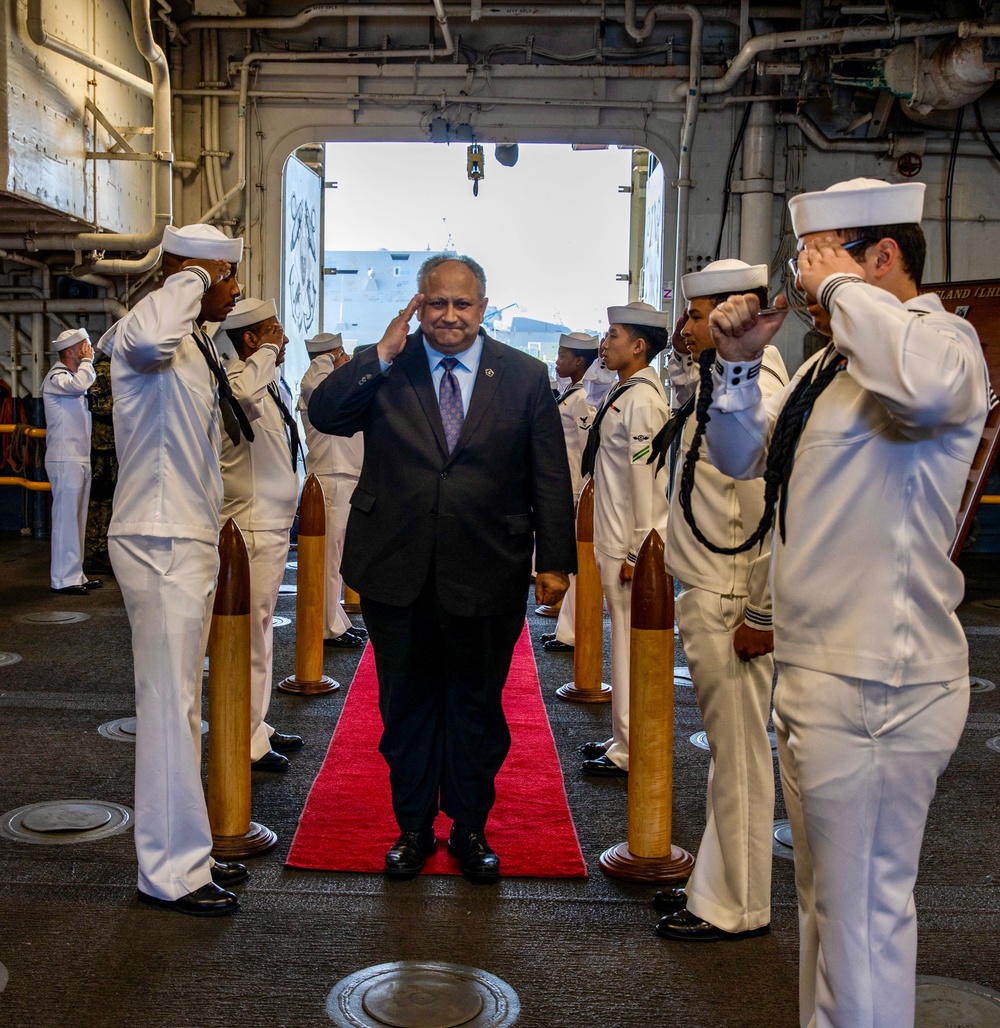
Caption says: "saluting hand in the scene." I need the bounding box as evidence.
[79,340,94,361]
[709,292,785,363]
[795,238,867,299]
[376,294,424,364]
[671,310,691,355]
[181,258,234,288]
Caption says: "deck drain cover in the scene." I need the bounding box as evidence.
[915,975,1000,1025]
[1,800,133,844]
[0,960,7,994]
[773,819,794,858]
[278,584,296,594]
[0,652,22,667]
[970,677,996,694]
[22,802,112,832]
[99,717,207,742]
[286,561,298,569]
[273,615,291,628]
[16,611,90,625]
[327,962,519,1028]
[673,666,693,687]
[363,969,484,1027]
[690,731,777,754]
[987,735,1000,754]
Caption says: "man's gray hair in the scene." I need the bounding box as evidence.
[417,253,487,299]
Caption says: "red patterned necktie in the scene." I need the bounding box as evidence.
[438,356,465,453]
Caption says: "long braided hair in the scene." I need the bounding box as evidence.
[679,344,846,554]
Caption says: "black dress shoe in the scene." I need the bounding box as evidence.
[324,632,364,648]
[655,908,770,942]
[251,750,290,773]
[579,740,609,760]
[543,639,574,652]
[51,584,89,596]
[137,881,239,916]
[582,754,628,777]
[348,625,368,638]
[268,730,304,753]
[447,823,500,883]
[211,861,250,887]
[539,632,556,643]
[652,885,688,913]
[385,829,437,880]
[83,578,103,590]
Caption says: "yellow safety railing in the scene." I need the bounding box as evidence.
[0,424,50,490]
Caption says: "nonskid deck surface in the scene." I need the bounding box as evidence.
[0,535,997,1028]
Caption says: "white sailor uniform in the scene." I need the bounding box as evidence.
[42,355,96,589]
[706,280,989,1028]
[221,344,299,761]
[665,342,788,934]
[106,268,226,902]
[298,353,363,639]
[552,381,596,646]
[592,365,670,769]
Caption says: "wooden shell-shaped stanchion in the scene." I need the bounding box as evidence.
[342,584,362,612]
[600,528,694,883]
[556,478,611,703]
[208,518,278,858]
[278,474,340,695]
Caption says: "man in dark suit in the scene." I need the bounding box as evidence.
[308,254,576,882]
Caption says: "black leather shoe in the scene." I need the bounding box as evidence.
[447,823,500,883]
[580,740,609,759]
[324,632,364,648]
[385,829,437,880]
[51,584,89,596]
[539,632,556,643]
[582,754,628,777]
[83,578,103,590]
[652,885,688,913]
[251,750,290,773]
[268,730,304,753]
[348,625,368,638]
[655,908,770,942]
[211,861,250,887]
[137,881,239,916]
[543,639,574,652]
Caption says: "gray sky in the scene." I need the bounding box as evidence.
[324,142,634,334]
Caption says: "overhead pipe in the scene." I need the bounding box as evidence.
[27,0,155,98]
[177,3,800,33]
[777,110,1000,158]
[6,1,172,266]
[198,10,456,230]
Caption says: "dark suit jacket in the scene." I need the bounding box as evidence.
[308,330,577,616]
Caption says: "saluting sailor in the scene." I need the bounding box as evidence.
[104,223,251,917]
[704,178,990,1028]
[654,259,789,943]
[218,297,304,773]
[42,327,99,595]
[541,332,598,653]
[296,332,367,650]
[579,301,671,778]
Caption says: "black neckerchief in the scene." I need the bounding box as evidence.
[267,381,303,471]
[580,374,658,479]
[192,330,255,446]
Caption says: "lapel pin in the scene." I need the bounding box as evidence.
[485,368,495,377]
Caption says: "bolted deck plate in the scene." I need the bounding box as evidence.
[915,975,1000,1025]
[1,800,133,844]
[327,961,519,1028]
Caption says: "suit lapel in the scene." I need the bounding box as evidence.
[452,335,504,458]
[397,332,450,458]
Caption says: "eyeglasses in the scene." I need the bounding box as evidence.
[787,238,874,279]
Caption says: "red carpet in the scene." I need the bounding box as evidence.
[286,624,588,877]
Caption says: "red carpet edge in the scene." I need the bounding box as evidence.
[286,623,588,877]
